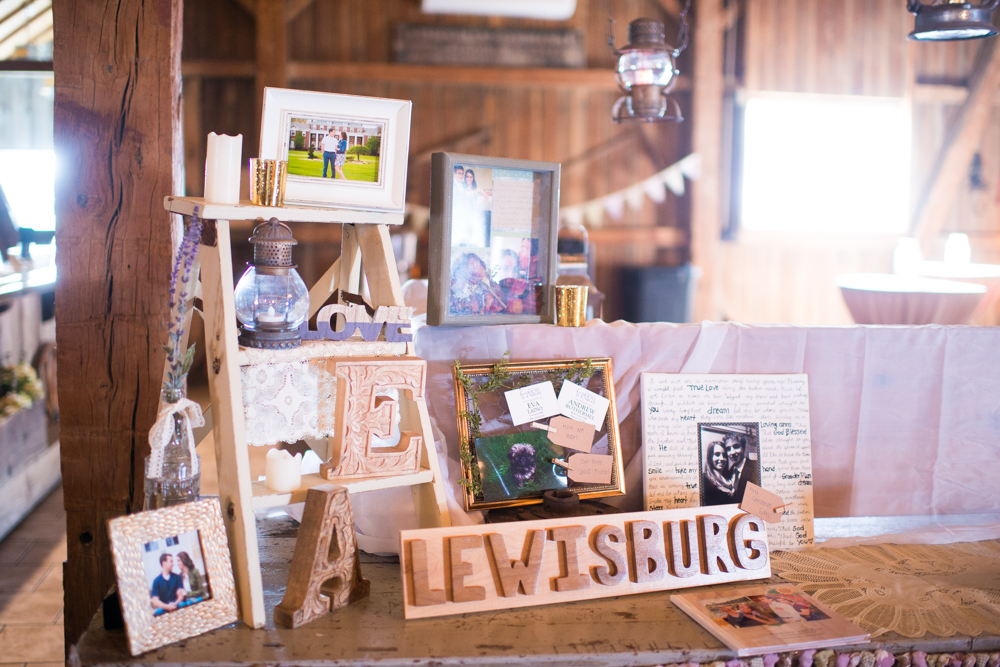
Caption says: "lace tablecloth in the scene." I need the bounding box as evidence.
[771,540,1000,638]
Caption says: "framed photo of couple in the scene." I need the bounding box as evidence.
[108,498,238,655]
[259,87,411,212]
[640,373,816,551]
[427,152,560,327]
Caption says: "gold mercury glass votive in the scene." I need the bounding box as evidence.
[555,285,588,327]
[249,158,288,206]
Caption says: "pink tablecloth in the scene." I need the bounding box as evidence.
[838,273,987,324]
[349,320,1000,553]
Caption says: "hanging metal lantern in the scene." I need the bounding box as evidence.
[908,0,998,40]
[234,218,310,349]
[608,0,691,123]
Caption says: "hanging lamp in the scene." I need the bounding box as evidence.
[607,0,691,123]
[908,0,998,40]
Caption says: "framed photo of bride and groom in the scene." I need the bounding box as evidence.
[640,373,815,551]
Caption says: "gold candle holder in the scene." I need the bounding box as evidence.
[249,158,288,207]
[555,285,588,327]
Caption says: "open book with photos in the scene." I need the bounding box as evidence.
[671,584,869,657]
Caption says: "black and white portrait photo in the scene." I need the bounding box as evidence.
[698,423,761,507]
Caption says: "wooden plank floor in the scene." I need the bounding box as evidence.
[0,487,67,666]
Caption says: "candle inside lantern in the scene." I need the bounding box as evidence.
[204,132,243,204]
[256,305,286,323]
[265,448,302,493]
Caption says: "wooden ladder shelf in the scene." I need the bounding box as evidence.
[163,196,452,628]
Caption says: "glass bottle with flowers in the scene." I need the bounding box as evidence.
[145,209,206,510]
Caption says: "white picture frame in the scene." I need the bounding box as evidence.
[640,373,816,552]
[259,87,412,212]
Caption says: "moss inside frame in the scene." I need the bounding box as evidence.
[452,357,625,511]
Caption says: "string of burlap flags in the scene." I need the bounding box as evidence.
[558,152,701,228]
[403,152,700,230]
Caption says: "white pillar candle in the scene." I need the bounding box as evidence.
[265,448,302,493]
[204,132,243,204]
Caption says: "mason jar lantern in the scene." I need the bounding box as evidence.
[234,218,309,349]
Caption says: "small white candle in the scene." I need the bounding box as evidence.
[204,132,243,204]
[265,449,302,493]
[256,305,285,323]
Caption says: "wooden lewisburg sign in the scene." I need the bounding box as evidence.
[399,504,770,619]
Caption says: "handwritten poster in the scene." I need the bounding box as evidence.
[640,374,814,551]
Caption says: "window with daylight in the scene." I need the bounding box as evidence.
[740,92,911,234]
[0,71,56,233]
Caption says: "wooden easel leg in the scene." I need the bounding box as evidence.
[340,224,362,295]
[356,223,404,307]
[199,220,266,628]
[413,396,452,528]
[308,256,341,318]
[355,224,415,354]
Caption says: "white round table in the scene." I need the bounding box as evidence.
[837,273,988,325]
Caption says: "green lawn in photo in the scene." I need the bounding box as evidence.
[286,150,380,182]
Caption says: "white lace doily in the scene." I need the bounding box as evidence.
[771,540,1000,638]
[238,339,406,367]
[241,360,335,446]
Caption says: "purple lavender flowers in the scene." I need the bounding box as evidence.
[162,207,204,402]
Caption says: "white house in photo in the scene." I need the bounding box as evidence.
[288,119,382,152]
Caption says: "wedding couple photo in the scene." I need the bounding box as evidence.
[698,423,761,507]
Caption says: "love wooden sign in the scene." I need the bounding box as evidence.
[399,504,769,619]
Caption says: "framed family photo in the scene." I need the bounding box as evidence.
[453,357,624,511]
[427,153,560,326]
[108,499,238,655]
[259,87,411,211]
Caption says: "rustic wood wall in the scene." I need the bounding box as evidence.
[724,0,1000,325]
[181,0,693,321]
[53,0,182,649]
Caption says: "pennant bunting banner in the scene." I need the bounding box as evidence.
[402,153,700,231]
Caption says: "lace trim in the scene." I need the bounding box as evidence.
[770,540,1000,638]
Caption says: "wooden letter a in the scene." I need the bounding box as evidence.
[274,485,370,628]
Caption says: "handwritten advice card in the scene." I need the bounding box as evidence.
[640,374,814,550]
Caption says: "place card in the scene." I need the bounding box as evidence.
[545,416,596,452]
[565,453,613,484]
[504,381,559,426]
[739,482,786,524]
[557,380,610,428]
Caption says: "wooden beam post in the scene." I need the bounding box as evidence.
[53,0,183,650]
[911,39,1000,246]
[690,0,726,321]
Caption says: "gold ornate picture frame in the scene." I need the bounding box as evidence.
[453,357,624,511]
[108,498,239,655]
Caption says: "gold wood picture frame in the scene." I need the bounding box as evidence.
[453,357,624,511]
[108,498,239,655]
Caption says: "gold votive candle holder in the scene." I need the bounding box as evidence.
[249,158,288,206]
[555,285,588,327]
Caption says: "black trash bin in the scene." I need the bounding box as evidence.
[620,264,701,323]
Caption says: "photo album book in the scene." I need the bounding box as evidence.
[671,584,869,656]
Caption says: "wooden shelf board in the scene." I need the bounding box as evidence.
[238,340,410,367]
[251,468,434,509]
[164,196,405,225]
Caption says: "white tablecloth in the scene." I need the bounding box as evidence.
[838,273,987,325]
[350,320,1000,553]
